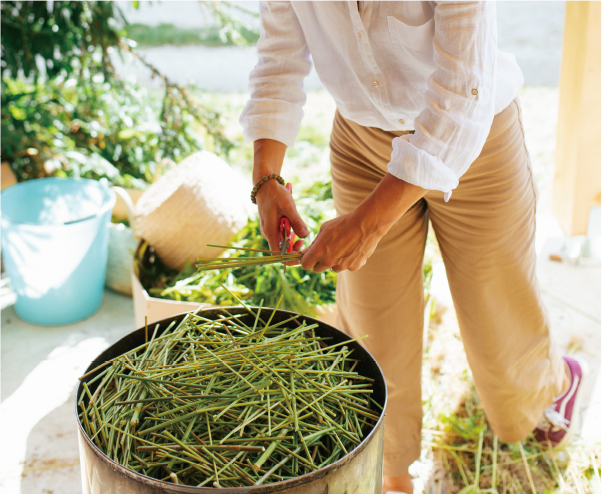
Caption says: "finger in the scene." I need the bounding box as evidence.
[300,251,318,271]
[300,234,325,270]
[278,233,305,263]
[292,239,305,253]
[266,227,280,253]
[330,265,342,274]
[310,256,339,273]
[258,214,281,252]
[285,240,304,266]
[282,196,309,239]
[284,241,304,266]
[312,261,331,273]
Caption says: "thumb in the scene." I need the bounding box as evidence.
[281,188,309,238]
[287,209,309,238]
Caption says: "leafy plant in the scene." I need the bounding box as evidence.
[1,1,123,80]
[124,22,259,48]
[138,175,436,316]
[202,0,260,47]
[422,345,600,494]
[431,382,600,493]
[4,75,152,185]
[1,1,255,185]
[137,177,338,316]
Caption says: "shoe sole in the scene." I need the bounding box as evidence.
[555,356,589,449]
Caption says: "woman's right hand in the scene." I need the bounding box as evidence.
[252,139,309,258]
[255,179,308,255]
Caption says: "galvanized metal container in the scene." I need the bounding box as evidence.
[76,308,387,494]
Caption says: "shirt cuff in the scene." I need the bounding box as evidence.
[387,137,459,202]
[240,98,304,149]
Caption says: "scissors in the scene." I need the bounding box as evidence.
[280,183,296,269]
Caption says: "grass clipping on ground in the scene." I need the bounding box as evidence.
[421,313,600,494]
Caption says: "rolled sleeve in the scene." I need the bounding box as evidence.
[240,1,312,148]
[388,136,459,198]
[387,1,497,200]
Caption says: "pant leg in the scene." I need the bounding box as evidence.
[424,99,565,442]
[330,110,428,476]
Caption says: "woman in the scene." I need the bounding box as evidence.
[240,3,586,493]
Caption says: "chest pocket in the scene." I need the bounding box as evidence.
[387,16,437,87]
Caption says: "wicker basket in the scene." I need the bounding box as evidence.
[134,151,250,270]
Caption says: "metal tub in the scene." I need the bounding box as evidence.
[76,308,387,493]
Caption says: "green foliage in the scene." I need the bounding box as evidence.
[3,75,154,184]
[1,1,242,185]
[428,371,600,493]
[1,1,124,80]
[138,177,339,316]
[0,72,229,185]
[138,174,436,316]
[0,1,260,78]
[438,379,486,442]
[124,22,259,48]
[203,0,259,47]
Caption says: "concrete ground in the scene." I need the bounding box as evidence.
[1,291,136,494]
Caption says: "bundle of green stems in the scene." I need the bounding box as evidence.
[196,245,303,272]
[78,300,379,487]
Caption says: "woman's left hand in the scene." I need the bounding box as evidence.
[299,174,429,273]
[300,209,385,273]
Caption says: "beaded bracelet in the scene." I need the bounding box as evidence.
[250,173,285,204]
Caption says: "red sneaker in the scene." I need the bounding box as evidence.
[534,355,588,447]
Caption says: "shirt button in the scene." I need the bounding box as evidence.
[471,88,478,95]
[399,119,405,124]
[358,32,362,38]
[373,81,379,87]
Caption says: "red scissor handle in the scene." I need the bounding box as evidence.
[280,183,295,253]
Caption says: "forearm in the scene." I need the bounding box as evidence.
[252,138,308,251]
[252,139,287,183]
[352,173,428,237]
[300,173,427,273]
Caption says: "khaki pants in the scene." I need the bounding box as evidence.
[330,99,565,476]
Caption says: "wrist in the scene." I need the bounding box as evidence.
[254,177,283,204]
[251,173,285,204]
[350,174,427,237]
[350,202,392,239]
[253,166,281,184]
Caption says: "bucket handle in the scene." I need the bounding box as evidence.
[111,186,139,240]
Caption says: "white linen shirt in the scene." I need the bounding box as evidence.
[240,1,524,200]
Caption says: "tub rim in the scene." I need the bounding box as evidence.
[75,306,388,492]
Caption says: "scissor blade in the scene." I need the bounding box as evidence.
[280,225,288,257]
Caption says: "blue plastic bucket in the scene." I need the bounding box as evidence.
[1,178,116,325]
